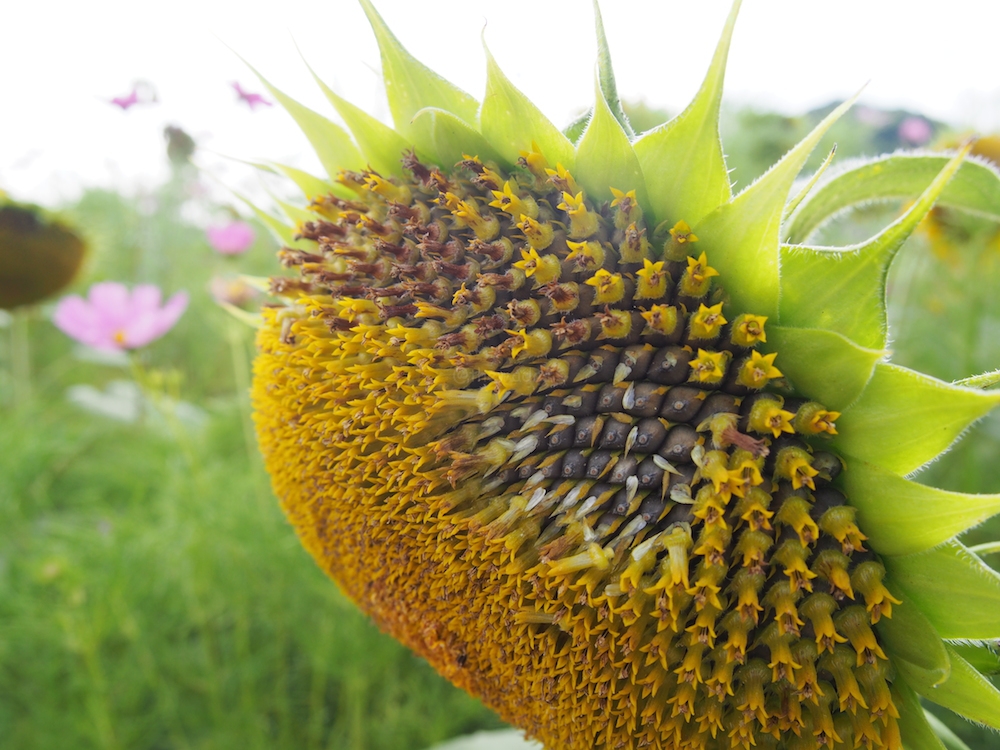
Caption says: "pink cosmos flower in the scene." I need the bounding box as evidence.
[898,116,932,146]
[232,82,273,111]
[54,282,188,351]
[206,221,255,255]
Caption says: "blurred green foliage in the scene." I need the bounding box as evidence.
[1,106,998,749]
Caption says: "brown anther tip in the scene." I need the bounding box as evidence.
[477,272,515,290]
[377,302,418,320]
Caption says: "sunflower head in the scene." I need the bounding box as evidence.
[0,199,85,309]
[249,3,1000,749]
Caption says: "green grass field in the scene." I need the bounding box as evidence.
[2,111,999,749]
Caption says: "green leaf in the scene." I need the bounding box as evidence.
[761,325,883,411]
[838,456,1000,556]
[307,66,414,176]
[632,0,739,226]
[574,77,648,209]
[410,107,503,169]
[778,145,971,349]
[884,541,1000,639]
[950,642,1000,676]
[359,0,478,137]
[592,0,632,137]
[830,363,1000,476]
[876,591,951,689]
[782,144,837,222]
[785,152,1000,244]
[916,645,1000,730]
[695,96,857,319]
[246,65,364,181]
[924,711,973,750]
[479,43,575,171]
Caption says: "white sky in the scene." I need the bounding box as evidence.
[4,0,1000,208]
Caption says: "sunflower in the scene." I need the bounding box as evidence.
[0,199,85,310]
[250,2,1000,748]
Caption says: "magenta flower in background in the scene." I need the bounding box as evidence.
[206,221,255,255]
[898,116,933,146]
[54,282,188,351]
[231,82,273,111]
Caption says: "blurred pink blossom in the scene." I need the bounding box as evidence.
[108,81,157,111]
[206,221,255,255]
[110,87,140,110]
[898,116,932,146]
[232,82,273,111]
[54,282,188,351]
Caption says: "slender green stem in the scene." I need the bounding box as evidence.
[128,354,199,471]
[969,541,1000,556]
[10,307,32,404]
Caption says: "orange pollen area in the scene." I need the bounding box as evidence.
[253,155,901,750]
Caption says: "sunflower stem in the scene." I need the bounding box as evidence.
[10,306,32,404]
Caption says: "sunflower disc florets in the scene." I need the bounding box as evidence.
[250,2,1000,749]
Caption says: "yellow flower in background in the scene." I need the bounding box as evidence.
[247,2,1000,748]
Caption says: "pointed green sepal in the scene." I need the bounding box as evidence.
[230,156,342,200]
[479,43,575,171]
[274,196,314,228]
[563,111,591,144]
[884,541,1000,639]
[831,363,1000,476]
[593,0,632,137]
[411,107,503,168]
[268,163,339,201]
[696,96,857,319]
[778,144,970,348]
[839,456,1000,556]
[217,301,263,329]
[632,0,739,225]
[231,190,308,249]
[782,144,837,222]
[785,151,1000,243]
[574,77,649,209]
[359,0,478,137]
[950,642,1000,676]
[955,369,1000,389]
[308,67,414,176]
[923,711,973,750]
[915,644,1000,731]
[969,540,1000,556]
[893,680,949,750]
[247,66,364,182]
[761,325,882,411]
[876,591,951,689]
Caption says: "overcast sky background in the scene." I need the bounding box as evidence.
[4,0,1000,209]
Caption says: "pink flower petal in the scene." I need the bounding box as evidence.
[54,295,106,347]
[123,290,188,348]
[129,285,163,317]
[54,282,188,351]
[207,222,255,255]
